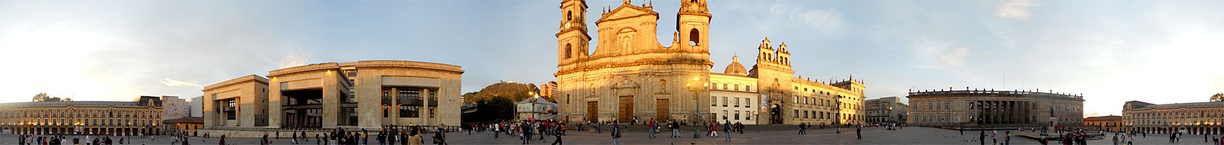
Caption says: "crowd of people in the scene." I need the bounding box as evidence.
[467,120,565,145]
[14,133,148,145]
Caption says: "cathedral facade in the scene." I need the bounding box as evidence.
[554,0,866,125]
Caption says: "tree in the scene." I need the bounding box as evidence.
[32,92,62,102]
[1212,93,1224,102]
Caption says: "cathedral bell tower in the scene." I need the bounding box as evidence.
[677,0,710,51]
[558,0,591,63]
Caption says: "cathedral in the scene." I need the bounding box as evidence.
[554,0,866,125]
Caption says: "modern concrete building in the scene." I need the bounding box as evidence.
[0,96,164,135]
[866,96,908,125]
[906,89,1084,127]
[553,0,866,125]
[189,96,203,117]
[1122,100,1224,134]
[202,60,463,136]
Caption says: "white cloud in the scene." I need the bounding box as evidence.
[935,47,970,67]
[279,47,311,69]
[159,78,201,87]
[997,0,1039,19]
[765,3,846,34]
[909,37,970,68]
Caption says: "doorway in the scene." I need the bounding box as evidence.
[587,101,598,122]
[618,96,634,123]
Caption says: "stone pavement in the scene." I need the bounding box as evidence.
[2,127,1221,144]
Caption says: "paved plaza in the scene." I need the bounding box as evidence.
[2,127,1221,144]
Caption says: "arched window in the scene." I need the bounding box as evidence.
[567,11,572,21]
[689,29,700,46]
[565,43,573,59]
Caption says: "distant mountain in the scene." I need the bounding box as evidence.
[464,81,547,103]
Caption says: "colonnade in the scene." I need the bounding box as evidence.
[975,100,1034,125]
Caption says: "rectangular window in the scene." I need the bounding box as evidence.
[735,111,740,120]
[429,106,437,118]
[794,110,799,118]
[711,97,717,106]
[399,105,419,118]
[400,89,421,101]
[746,111,752,120]
[734,84,739,91]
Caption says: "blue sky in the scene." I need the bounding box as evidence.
[1,0,1222,116]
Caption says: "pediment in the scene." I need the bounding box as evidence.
[597,5,659,23]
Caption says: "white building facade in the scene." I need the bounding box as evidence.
[516,98,558,121]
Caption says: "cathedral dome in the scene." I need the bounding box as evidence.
[724,55,748,76]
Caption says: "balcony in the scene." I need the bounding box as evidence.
[398,99,423,106]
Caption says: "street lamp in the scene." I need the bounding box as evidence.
[686,76,707,139]
[532,92,540,121]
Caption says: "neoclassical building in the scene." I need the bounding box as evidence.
[866,96,908,124]
[203,60,463,136]
[0,96,164,135]
[906,89,1084,127]
[553,0,866,125]
[1123,100,1224,135]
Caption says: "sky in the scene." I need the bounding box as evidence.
[0,0,1222,117]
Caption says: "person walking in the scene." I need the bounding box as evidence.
[856,125,862,139]
[670,120,679,138]
[992,130,997,145]
[433,125,447,145]
[979,130,986,145]
[408,128,423,145]
[723,120,732,142]
[799,123,806,135]
[551,126,563,145]
[611,122,621,145]
[1005,131,1011,145]
[293,131,300,144]
[647,119,656,139]
[261,135,271,145]
[522,122,532,144]
[377,131,386,145]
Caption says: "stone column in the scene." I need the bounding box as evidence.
[322,70,341,129]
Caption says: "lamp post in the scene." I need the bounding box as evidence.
[533,93,540,121]
[686,76,707,139]
[528,91,538,121]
